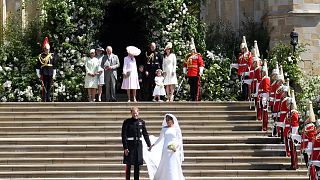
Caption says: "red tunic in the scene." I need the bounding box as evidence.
[251,67,261,94]
[311,135,320,162]
[258,76,270,93]
[237,51,252,76]
[183,53,204,77]
[279,97,290,123]
[269,81,279,107]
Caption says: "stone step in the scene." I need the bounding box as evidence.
[3,177,308,180]
[0,115,257,121]
[0,170,306,178]
[0,163,306,171]
[0,144,285,151]
[0,137,281,145]
[0,125,264,132]
[0,149,286,157]
[0,157,299,164]
[0,120,263,127]
[0,111,255,116]
[0,105,251,112]
[0,101,253,107]
[0,130,271,137]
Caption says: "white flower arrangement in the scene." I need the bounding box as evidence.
[167,141,177,152]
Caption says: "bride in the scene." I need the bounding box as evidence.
[144,114,185,180]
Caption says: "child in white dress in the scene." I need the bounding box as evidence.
[153,69,166,102]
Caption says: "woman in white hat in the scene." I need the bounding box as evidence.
[162,42,178,102]
[84,49,101,102]
[121,46,141,102]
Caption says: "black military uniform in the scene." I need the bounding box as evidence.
[121,117,151,180]
[36,52,57,102]
[143,50,163,101]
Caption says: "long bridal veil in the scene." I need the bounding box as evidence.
[142,113,184,180]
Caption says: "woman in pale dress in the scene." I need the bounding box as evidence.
[121,46,141,102]
[85,49,101,102]
[95,46,105,102]
[147,114,185,180]
[162,42,178,102]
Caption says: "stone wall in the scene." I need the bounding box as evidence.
[202,0,320,75]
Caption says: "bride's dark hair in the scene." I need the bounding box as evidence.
[166,115,174,124]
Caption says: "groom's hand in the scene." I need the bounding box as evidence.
[148,144,154,151]
[124,149,129,156]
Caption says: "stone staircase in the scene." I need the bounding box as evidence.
[0,102,307,179]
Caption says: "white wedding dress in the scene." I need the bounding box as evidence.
[143,114,185,180]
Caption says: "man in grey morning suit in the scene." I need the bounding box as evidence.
[101,46,120,102]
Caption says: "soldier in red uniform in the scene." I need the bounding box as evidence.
[269,63,280,136]
[310,133,320,180]
[273,66,285,137]
[257,60,270,131]
[183,42,205,101]
[284,90,299,169]
[277,80,291,142]
[303,101,317,168]
[250,41,262,99]
[237,36,253,101]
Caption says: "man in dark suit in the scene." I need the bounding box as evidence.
[101,46,120,102]
[143,42,163,101]
[121,107,151,180]
[36,37,57,102]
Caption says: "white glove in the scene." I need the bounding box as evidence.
[183,67,187,75]
[36,69,41,79]
[199,67,204,76]
[53,69,57,79]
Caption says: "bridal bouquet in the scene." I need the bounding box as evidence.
[167,141,176,152]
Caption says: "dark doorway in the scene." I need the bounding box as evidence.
[98,1,149,98]
[99,1,148,62]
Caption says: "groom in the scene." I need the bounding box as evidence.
[121,106,152,180]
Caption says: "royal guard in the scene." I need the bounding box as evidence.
[276,80,291,142]
[283,90,299,169]
[303,101,317,167]
[36,37,57,102]
[273,66,285,136]
[257,60,270,131]
[310,129,320,180]
[251,41,262,98]
[183,41,205,101]
[237,36,253,101]
[269,63,280,136]
[269,62,279,108]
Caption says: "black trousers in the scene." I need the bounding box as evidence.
[188,76,200,101]
[42,75,53,102]
[126,164,140,180]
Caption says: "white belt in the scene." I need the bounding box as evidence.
[285,124,290,127]
[270,92,275,95]
[239,64,247,66]
[272,113,277,116]
[275,99,281,102]
[127,137,141,141]
[280,111,287,114]
[275,122,285,128]
[269,97,274,100]
[313,148,320,150]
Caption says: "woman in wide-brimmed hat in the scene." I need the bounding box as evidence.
[121,46,141,102]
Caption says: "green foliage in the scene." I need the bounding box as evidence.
[201,51,240,101]
[267,42,306,87]
[1,0,206,102]
[0,14,41,101]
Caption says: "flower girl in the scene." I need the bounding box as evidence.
[152,69,166,102]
